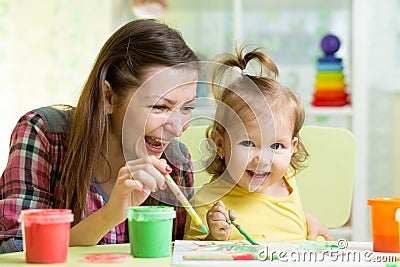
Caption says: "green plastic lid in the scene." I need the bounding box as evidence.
[127,206,176,221]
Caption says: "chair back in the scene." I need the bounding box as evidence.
[178,125,213,188]
[296,125,356,228]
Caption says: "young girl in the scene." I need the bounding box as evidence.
[184,46,331,242]
[0,19,199,253]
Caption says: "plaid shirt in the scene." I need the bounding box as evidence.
[0,107,194,253]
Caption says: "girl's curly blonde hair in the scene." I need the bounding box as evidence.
[204,45,308,178]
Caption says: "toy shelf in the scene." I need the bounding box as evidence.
[306,106,353,117]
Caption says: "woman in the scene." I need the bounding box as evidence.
[0,19,199,253]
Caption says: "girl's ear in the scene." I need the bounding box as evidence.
[104,80,114,114]
[210,129,225,158]
[291,136,299,154]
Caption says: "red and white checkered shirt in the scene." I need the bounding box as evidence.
[0,107,194,253]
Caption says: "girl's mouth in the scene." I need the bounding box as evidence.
[246,170,270,180]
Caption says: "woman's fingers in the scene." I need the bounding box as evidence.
[122,172,153,195]
[148,155,170,190]
[112,156,173,208]
[125,156,169,191]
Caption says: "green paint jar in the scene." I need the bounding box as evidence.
[127,206,176,258]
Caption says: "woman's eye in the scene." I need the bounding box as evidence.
[152,105,169,111]
[180,106,195,115]
[239,140,255,147]
[271,143,283,150]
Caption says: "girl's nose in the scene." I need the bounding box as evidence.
[254,149,273,166]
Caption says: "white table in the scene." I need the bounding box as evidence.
[0,241,399,267]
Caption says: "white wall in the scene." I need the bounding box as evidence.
[0,0,113,169]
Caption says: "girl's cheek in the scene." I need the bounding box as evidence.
[227,153,249,180]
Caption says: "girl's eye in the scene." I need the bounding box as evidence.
[271,143,283,150]
[239,140,255,147]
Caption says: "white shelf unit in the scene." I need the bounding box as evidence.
[307,106,353,117]
[306,106,353,131]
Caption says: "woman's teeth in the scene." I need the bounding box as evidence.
[146,136,166,147]
[153,137,163,144]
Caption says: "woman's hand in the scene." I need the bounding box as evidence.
[105,155,170,226]
[205,201,235,241]
[70,156,171,246]
[305,211,334,241]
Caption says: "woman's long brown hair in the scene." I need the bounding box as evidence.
[61,19,199,225]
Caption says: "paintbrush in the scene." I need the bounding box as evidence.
[164,173,208,234]
[183,253,258,261]
[230,220,259,245]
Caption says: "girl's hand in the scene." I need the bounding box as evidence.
[105,155,170,226]
[305,211,334,241]
[206,201,234,241]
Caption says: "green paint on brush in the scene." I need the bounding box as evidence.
[231,220,259,245]
[200,225,208,234]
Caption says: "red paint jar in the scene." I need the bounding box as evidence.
[20,209,74,263]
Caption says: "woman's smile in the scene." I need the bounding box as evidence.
[144,135,169,154]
